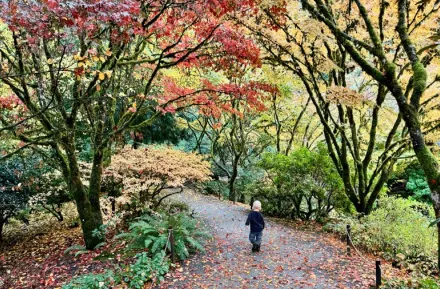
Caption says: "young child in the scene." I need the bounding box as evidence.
[245,200,265,252]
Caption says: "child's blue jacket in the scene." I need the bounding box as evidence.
[245,211,265,233]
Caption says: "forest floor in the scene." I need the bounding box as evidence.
[0,190,407,289]
[158,190,405,289]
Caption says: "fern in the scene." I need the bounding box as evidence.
[185,236,205,252]
[118,211,210,261]
[93,242,107,250]
[64,244,87,255]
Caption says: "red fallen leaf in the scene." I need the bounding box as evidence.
[275,265,284,272]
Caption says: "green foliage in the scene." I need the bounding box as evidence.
[406,168,431,203]
[388,162,431,204]
[62,270,120,289]
[63,252,170,289]
[0,154,46,240]
[130,113,189,146]
[365,197,436,261]
[246,146,349,220]
[203,180,229,199]
[382,278,440,289]
[64,244,88,257]
[116,211,209,261]
[324,197,437,273]
[124,251,170,287]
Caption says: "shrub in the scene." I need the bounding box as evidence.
[364,197,436,262]
[246,146,349,220]
[203,180,229,199]
[324,197,437,273]
[388,161,431,204]
[116,211,209,260]
[382,278,440,289]
[105,146,211,209]
[0,154,39,242]
[27,171,71,221]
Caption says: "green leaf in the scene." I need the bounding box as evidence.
[64,244,86,255]
[93,242,107,250]
[429,218,440,227]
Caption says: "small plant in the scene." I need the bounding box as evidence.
[124,251,170,288]
[62,270,120,289]
[116,211,209,260]
[64,244,88,257]
[63,248,171,288]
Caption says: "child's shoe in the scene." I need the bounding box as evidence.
[256,245,260,252]
[251,244,257,252]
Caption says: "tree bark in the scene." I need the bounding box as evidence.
[70,175,104,249]
[0,220,4,243]
[229,158,238,202]
[64,137,104,250]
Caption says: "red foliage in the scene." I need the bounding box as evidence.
[0,94,22,110]
[156,77,277,117]
[0,0,276,120]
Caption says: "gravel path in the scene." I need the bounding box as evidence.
[158,190,379,289]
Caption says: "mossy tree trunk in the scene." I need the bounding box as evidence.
[301,0,440,270]
[63,136,104,250]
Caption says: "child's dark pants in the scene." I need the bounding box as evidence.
[249,231,263,246]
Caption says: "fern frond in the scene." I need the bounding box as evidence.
[64,244,87,255]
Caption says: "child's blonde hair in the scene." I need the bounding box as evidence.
[252,200,262,211]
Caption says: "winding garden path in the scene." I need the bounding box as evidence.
[157,190,385,289]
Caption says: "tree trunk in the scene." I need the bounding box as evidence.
[56,204,64,222]
[71,177,104,249]
[64,139,104,250]
[0,220,4,243]
[111,198,116,214]
[229,159,238,202]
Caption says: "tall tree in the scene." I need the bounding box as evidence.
[182,76,276,202]
[298,0,440,269]
[0,0,263,248]
[236,3,412,214]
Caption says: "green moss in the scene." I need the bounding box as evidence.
[412,61,427,94]
[384,62,396,78]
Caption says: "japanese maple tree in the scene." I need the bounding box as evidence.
[105,146,211,209]
[0,0,266,248]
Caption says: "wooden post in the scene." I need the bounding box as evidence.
[376,260,382,288]
[169,229,175,263]
[346,224,351,256]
